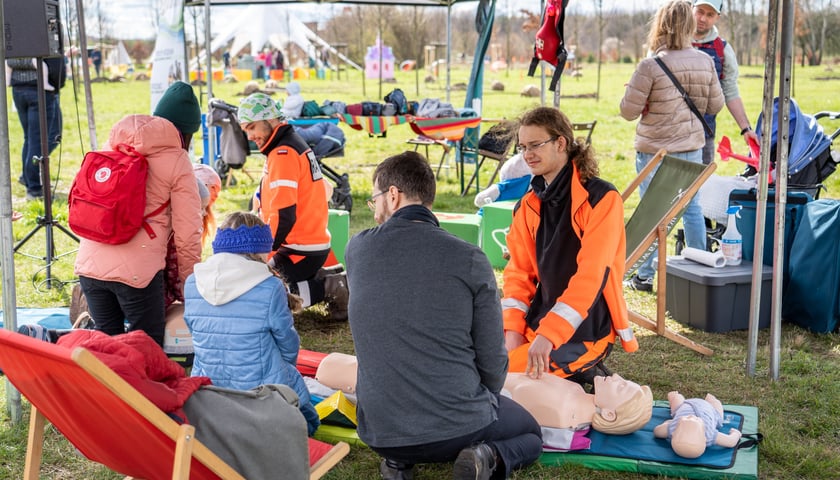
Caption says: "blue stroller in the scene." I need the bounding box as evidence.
[687,99,839,253]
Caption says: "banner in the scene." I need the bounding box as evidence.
[150,0,186,112]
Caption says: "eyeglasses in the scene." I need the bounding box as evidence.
[366,189,402,210]
[516,136,558,155]
[366,191,386,211]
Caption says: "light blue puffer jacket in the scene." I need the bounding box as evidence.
[184,253,319,435]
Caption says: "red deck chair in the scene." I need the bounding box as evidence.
[0,329,349,480]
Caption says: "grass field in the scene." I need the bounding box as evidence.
[2,60,840,479]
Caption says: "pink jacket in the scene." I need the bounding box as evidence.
[620,47,724,154]
[75,115,203,288]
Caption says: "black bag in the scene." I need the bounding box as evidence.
[361,101,383,116]
[478,121,517,155]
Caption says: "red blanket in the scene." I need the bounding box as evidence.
[57,330,211,420]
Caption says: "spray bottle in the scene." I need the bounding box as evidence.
[721,206,742,266]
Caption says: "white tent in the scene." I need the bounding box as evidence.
[105,41,131,68]
[208,5,362,71]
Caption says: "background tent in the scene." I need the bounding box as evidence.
[207,5,362,71]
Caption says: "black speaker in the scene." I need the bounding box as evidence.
[3,0,62,58]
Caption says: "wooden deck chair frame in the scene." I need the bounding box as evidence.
[621,149,716,356]
[0,330,349,480]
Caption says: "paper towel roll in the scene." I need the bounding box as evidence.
[682,247,726,268]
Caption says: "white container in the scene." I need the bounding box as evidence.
[721,206,742,266]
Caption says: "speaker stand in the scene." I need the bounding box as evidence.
[13,59,78,290]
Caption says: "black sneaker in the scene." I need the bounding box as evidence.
[626,274,654,292]
[453,443,498,480]
[380,459,414,480]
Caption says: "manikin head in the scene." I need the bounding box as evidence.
[591,374,654,434]
[315,352,358,395]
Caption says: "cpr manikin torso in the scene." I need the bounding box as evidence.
[504,373,595,430]
[504,372,654,451]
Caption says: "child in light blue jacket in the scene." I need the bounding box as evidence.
[184,212,320,435]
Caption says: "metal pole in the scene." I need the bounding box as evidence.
[204,0,215,166]
[446,3,452,103]
[0,0,22,424]
[770,0,796,381]
[746,0,779,377]
[75,0,97,150]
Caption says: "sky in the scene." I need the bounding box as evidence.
[94,0,665,41]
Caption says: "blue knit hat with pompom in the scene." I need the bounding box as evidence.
[212,224,274,254]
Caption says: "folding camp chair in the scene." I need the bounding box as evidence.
[622,150,716,356]
[0,329,349,480]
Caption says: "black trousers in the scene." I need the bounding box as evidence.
[371,395,543,479]
[79,271,166,346]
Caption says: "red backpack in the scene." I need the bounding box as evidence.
[527,0,569,92]
[68,144,169,245]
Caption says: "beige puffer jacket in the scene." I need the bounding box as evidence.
[75,115,203,288]
[620,47,724,154]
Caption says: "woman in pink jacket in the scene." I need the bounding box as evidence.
[619,0,724,292]
[75,82,203,346]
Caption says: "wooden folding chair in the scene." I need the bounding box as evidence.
[0,330,349,480]
[406,136,454,179]
[622,149,716,356]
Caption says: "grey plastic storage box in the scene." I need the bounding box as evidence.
[665,257,772,333]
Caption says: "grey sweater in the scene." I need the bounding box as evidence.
[345,211,508,448]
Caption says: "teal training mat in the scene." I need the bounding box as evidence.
[0,308,72,330]
[540,402,759,479]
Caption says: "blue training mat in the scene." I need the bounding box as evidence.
[540,402,760,480]
[0,308,72,330]
[579,405,744,469]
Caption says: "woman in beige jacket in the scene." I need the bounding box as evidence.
[619,0,724,291]
[75,83,204,346]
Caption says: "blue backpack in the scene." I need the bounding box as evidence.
[384,88,408,115]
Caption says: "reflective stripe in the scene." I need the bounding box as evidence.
[283,242,331,252]
[501,297,529,313]
[549,302,583,330]
[269,179,298,189]
[617,327,636,342]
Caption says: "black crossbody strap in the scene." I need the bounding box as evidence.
[654,57,714,137]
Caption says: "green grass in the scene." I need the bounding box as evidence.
[3,62,840,479]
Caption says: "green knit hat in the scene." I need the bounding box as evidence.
[153,81,201,135]
[238,92,283,124]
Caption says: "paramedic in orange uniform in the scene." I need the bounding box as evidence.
[238,93,348,320]
[502,107,639,389]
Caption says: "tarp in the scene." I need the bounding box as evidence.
[208,5,362,70]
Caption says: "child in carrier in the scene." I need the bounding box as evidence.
[183,211,320,436]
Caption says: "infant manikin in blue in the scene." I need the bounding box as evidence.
[653,391,742,458]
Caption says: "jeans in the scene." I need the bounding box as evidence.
[79,271,166,346]
[371,395,543,479]
[270,252,328,306]
[12,86,62,197]
[635,149,706,279]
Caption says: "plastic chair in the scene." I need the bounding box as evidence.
[622,149,717,356]
[0,329,349,480]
